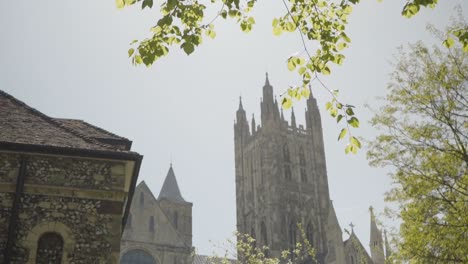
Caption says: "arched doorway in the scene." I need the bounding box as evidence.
[121,249,156,264]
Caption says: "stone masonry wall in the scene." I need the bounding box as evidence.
[11,193,122,264]
[0,153,128,264]
[25,156,126,191]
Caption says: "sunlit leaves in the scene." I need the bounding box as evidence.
[368,33,468,262]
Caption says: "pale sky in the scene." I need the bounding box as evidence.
[1,0,466,256]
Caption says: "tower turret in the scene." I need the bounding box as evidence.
[157,164,193,247]
[261,73,280,125]
[369,206,385,264]
[291,107,296,128]
[384,229,392,261]
[251,114,256,134]
[235,97,250,140]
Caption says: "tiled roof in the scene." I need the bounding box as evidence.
[193,255,237,264]
[54,118,132,150]
[0,89,136,155]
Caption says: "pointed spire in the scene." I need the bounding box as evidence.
[369,206,385,264]
[384,230,392,260]
[265,72,270,86]
[308,84,313,98]
[251,114,256,134]
[238,96,244,110]
[158,164,186,203]
[291,107,297,128]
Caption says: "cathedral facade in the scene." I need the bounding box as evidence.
[233,74,390,264]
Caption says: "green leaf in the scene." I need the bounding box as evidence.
[350,136,361,148]
[282,97,292,109]
[348,117,359,128]
[443,37,455,48]
[322,65,331,75]
[273,27,282,36]
[337,42,347,51]
[346,107,354,116]
[298,67,307,75]
[124,0,136,5]
[181,42,195,55]
[128,48,135,57]
[301,87,310,99]
[338,128,347,140]
[345,144,351,154]
[337,114,343,123]
[135,55,143,64]
[287,59,296,71]
[272,18,279,27]
[116,0,125,9]
[325,102,332,110]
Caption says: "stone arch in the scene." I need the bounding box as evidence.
[121,249,157,264]
[24,221,75,264]
[121,246,160,264]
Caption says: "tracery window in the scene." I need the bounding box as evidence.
[283,144,290,162]
[283,144,292,180]
[299,147,306,165]
[121,249,156,264]
[36,232,64,264]
[260,221,267,245]
[149,216,155,232]
[306,222,313,245]
[289,221,297,248]
[299,147,307,183]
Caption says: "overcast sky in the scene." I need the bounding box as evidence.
[1,0,466,256]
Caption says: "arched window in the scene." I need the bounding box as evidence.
[299,147,306,165]
[36,232,64,264]
[140,192,144,206]
[121,249,156,264]
[283,144,290,162]
[299,147,307,183]
[289,221,297,248]
[174,212,178,229]
[300,168,307,183]
[149,216,155,232]
[306,222,313,245]
[260,150,264,184]
[260,221,267,246]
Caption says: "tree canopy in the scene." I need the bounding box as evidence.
[116,0,467,154]
[367,27,468,263]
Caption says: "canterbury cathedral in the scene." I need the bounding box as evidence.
[0,75,391,264]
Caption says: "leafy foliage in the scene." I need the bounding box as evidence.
[368,28,468,263]
[209,224,316,264]
[116,0,466,154]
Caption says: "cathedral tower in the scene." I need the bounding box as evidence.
[234,74,333,262]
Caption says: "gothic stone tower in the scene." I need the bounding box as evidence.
[234,74,332,263]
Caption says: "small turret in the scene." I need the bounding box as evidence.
[369,206,385,264]
[384,230,392,261]
[158,164,185,202]
[291,108,297,128]
[235,96,250,140]
[251,114,256,134]
[261,73,280,126]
